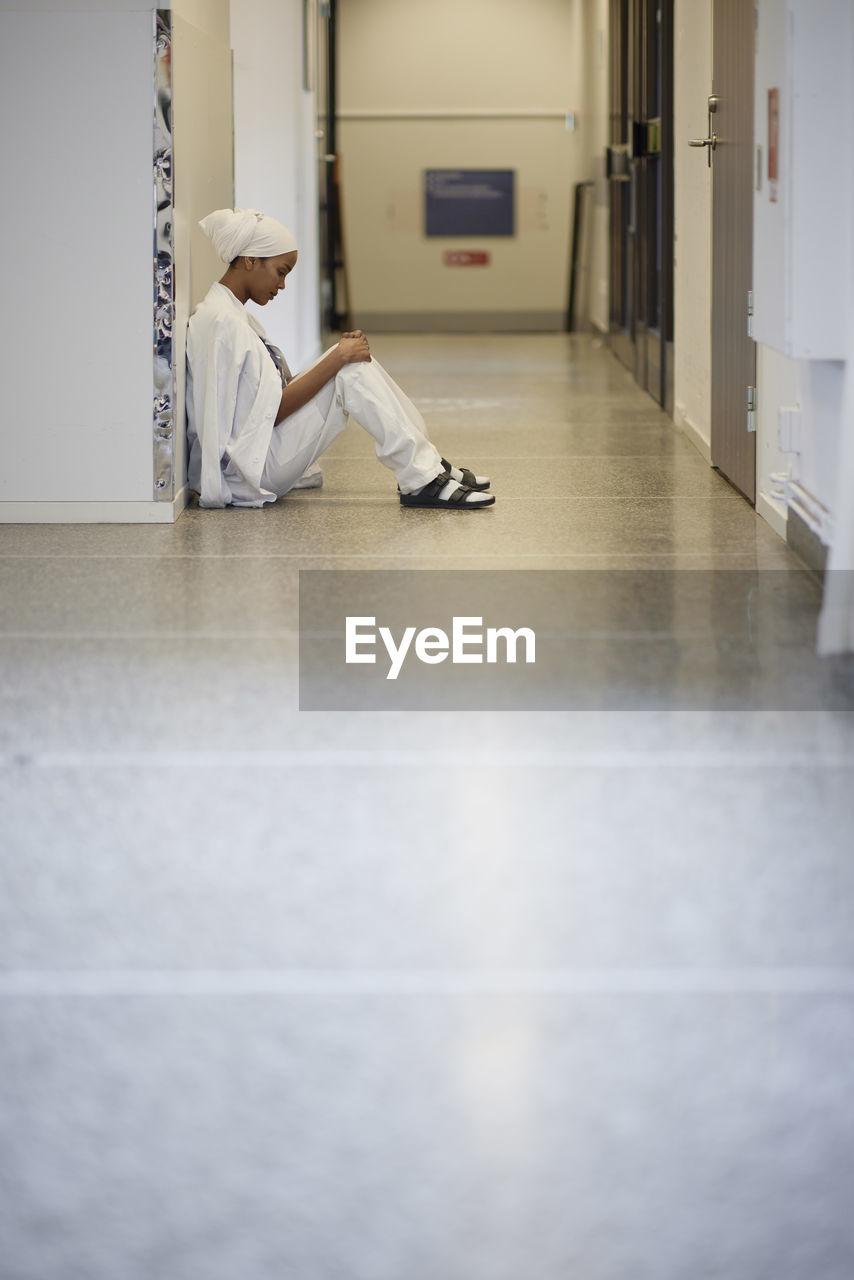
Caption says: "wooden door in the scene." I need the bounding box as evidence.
[710,0,756,502]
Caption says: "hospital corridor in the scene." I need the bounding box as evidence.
[3,0,854,1275]
[3,331,854,1277]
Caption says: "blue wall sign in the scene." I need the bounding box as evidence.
[425,169,515,237]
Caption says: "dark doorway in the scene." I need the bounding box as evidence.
[317,0,349,332]
[607,0,674,414]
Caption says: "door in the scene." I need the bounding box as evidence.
[710,0,756,502]
[607,0,634,371]
[608,0,674,411]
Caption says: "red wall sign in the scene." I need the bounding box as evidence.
[443,250,491,267]
[768,88,779,203]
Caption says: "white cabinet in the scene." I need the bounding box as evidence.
[752,0,853,360]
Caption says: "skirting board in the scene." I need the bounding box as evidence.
[0,486,189,525]
[673,404,712,464]
[756,490,788,542]
[352,310,565,333]
[787,504,828,577]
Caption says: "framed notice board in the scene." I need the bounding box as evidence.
[425,169,515,237]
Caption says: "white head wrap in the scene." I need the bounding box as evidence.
[199,207,298,263]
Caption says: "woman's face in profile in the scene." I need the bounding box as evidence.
[247,251,299,305]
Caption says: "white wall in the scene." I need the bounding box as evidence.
[583,0,610,335]
[672,0,712,459]
[754,349,845,542]
[337,0,605,330]
[172,0,234,316]
[0,0,150,9]
[0,6,154,517]
[230,0,322,373]
[0,0,234,523]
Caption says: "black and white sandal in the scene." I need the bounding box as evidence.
[400,473,495,509]
[441,457,491,491]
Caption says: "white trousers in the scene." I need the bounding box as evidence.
[261,355,443,497]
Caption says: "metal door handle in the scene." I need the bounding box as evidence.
[689,95,719,166]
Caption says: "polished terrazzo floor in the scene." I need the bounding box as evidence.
[2,334,854,1279]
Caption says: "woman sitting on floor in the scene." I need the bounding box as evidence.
[186,207,494,511]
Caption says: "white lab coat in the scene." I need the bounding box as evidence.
[186,283,282,507]
[186,281,442,506]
